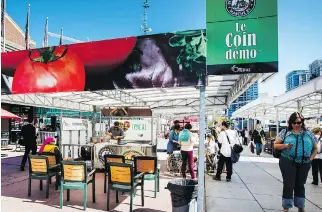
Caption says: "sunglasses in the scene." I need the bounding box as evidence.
[292,121,302,125]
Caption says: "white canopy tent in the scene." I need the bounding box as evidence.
[2,74,266,117]
[232,76,322,122]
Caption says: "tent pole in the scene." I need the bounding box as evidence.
[197,85,206,211]
[275,107,279,135]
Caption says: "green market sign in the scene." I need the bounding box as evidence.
[207,0,278,75]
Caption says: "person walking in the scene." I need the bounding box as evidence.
[20,118,38,171]
[252,126,265,156]
[311,127,322,185]
[179,123,196,180]
[167,124,180,154]
[245,127,249,145]
[274,112,318,212]
[214,121,238,182]
[241,127,247,145]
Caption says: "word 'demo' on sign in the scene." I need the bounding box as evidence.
[226,22,257,60]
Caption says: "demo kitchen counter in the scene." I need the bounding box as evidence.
[93,141,156,169]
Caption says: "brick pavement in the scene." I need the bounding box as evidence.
[1,152,175,212]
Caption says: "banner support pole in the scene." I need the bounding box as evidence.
[197,85,206,212]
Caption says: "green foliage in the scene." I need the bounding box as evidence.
[169,30,207,79]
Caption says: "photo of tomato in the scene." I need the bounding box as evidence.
[11,46,85,94]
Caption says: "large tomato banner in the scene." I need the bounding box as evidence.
[1,29,206,95]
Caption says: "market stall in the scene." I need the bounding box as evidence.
[91,107,156,169]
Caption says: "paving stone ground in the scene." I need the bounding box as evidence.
[205,147,322,212]
[2,146,322,212]
[1,149,174,212]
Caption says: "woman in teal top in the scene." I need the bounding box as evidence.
[274,112,318,212]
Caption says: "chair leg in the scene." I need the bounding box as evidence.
[28,178,31,197]
[46,177,50,198]
[107,186,110,211]
[157,171,160,192]
[141,181,145,206]
[130,188,133,212]
[104,173,107,193]
[60,183,63,209]
[92,173,96,203]
[67,189,70,201]
[84,186,87,211]
[154,175,157,198]
[116,191,119,203]
[40,180,43,191]
[55,175,59,190]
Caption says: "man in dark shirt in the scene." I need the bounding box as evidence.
[108,121,125,140]
[20,118,37,171]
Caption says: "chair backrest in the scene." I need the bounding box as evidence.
[108,162,133,186]
[41,152,57,166]
[29,155,49,174]
[61,161,87,183]
[134,156,157,175]
[104,154,125,171]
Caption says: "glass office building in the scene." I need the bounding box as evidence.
[309,59,322,79]
[228,81,259,118]
[286,70,311,92]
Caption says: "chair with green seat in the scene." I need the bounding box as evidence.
[28,155,60,198]
[133,156,159,198]
[107,162,145,212]
[60,161,96,211]
[103,154,125,193]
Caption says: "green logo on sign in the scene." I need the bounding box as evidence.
[226,0,256,17]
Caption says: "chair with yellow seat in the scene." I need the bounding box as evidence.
[60,161,96,211]
[107,162,145,212]
[28,155,60,198]
[133,156,159,198]
[41,152,61,184]
[103,154,125,193]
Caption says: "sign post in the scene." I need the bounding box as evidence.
[207,0,278,75]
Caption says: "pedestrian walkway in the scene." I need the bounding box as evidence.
[206,147,322,212]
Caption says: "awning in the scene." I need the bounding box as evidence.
[1,108,21,119]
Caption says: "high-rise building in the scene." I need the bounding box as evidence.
[228,81,259,117]
[285,70,311,92]
[309,59,322,79]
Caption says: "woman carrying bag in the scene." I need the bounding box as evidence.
[274,112,318,212]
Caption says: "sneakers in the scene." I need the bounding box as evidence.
[20,166,25,171]
[226,178,231,182]
[213,176,221,181]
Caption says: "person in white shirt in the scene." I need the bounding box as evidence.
[179,123,196,180]
[312,127,322,185]
[214,121,239,182]
[206,134,219,155]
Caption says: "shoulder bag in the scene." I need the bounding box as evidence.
[224,131,242,163]
[273,129,288,158]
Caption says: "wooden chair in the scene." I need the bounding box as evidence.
[133,156,160,198]
[41,152,61,184]
[107,162,145,212]
[104,154,125,193]
[60,161,96,211]
[28,155,60,198]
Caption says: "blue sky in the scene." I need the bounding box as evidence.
[5,0,322,96]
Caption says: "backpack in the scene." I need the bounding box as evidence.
[273,129,288,159]
[179,129,190,143]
